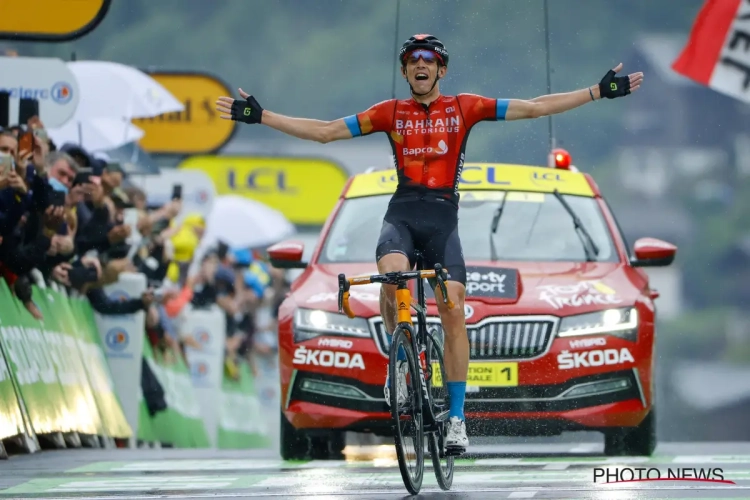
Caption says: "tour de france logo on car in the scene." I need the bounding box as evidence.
[105,328,129,353]
[50,81,74,105]
[537,280,621,310]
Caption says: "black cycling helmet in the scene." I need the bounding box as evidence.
[399,34,449,66]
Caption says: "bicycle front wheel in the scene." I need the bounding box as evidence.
[426,331,454,490]
[389,326,424,495]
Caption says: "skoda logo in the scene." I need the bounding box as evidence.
[464,304,474,319]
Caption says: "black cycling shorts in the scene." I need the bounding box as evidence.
[375,198,466,286]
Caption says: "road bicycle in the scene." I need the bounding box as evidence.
[338,257,456,494]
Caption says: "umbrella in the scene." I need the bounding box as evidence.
[201,195,296,250]
[47,117,144,153]
[67,61,184,119]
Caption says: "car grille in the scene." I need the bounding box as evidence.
[368,316,558,361]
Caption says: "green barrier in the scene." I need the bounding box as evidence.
[0,275,279,450]
[0,279,131,442]
[31,287,103,436]
[0,337,25,441]
[139,341,209,447]
[218,362,271,448]
[0,280,71,435]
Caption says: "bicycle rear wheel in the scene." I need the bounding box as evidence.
[389,326,424,494]
[425,331,454,490]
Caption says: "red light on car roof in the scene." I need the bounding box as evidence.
[551,148,572,169]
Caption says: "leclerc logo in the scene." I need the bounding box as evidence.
[50,82,73,104]
[0,81,74,104]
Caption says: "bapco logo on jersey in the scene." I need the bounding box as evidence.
[293,346,365,370]
[403,140,448,156]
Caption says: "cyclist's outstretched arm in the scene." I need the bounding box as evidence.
[216,88,394,144]
[505,63,643,121]
[261,111,352,144]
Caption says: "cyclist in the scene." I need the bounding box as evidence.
[216,34,642,455]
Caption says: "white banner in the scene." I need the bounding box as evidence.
[0,56,80,128]
[183,306,226,448]
[94,272,146,446]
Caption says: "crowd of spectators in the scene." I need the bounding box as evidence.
[0,117,288,417]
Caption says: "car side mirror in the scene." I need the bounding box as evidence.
[267,240,308,269]
[630,237,677,268]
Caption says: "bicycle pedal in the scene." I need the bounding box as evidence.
[444,446,466,457]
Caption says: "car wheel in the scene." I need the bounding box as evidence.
[310,432,346,460]
[280,410,309,460]
[604,408,656,456]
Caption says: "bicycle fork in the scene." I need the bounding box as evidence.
[395,285,438,432]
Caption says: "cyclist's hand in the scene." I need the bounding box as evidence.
[215,88,264,124]
[598,63,642,99]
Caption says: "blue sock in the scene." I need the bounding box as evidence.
[447,382,466,420]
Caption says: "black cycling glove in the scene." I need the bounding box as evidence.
[231,95,264,124]
[598,69,631,99]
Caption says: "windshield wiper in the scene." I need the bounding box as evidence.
[552,189,599,262]
[489,193,508,262]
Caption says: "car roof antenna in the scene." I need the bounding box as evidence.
[543,0,556,154]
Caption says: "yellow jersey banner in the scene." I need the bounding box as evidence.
[178,156,349,225]
[345,163,595,198]
[132,72,236,155]
[0,0,110,41]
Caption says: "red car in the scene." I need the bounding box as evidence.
[268,150,676,460]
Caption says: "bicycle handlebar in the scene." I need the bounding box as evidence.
[337,264,455,319]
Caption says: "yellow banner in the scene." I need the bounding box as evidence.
[132,72,237,155]
[432,362,519,387]
[178,156,349,225]
[345,163,595,199]
[0,0,110,41]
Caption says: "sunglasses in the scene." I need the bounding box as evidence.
[404,49,442,64]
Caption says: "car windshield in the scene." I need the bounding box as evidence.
[318,191,619,263]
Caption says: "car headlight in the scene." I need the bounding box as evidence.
[293,308,371,343]
[557,307,638,340]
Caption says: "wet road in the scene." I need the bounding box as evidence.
[1,442,750,499]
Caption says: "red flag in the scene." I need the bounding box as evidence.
[672,0,750,103]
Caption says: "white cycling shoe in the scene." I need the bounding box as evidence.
[384,360,409,407]
[445,417,469,454]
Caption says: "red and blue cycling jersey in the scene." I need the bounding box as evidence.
[344,94,509,206]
